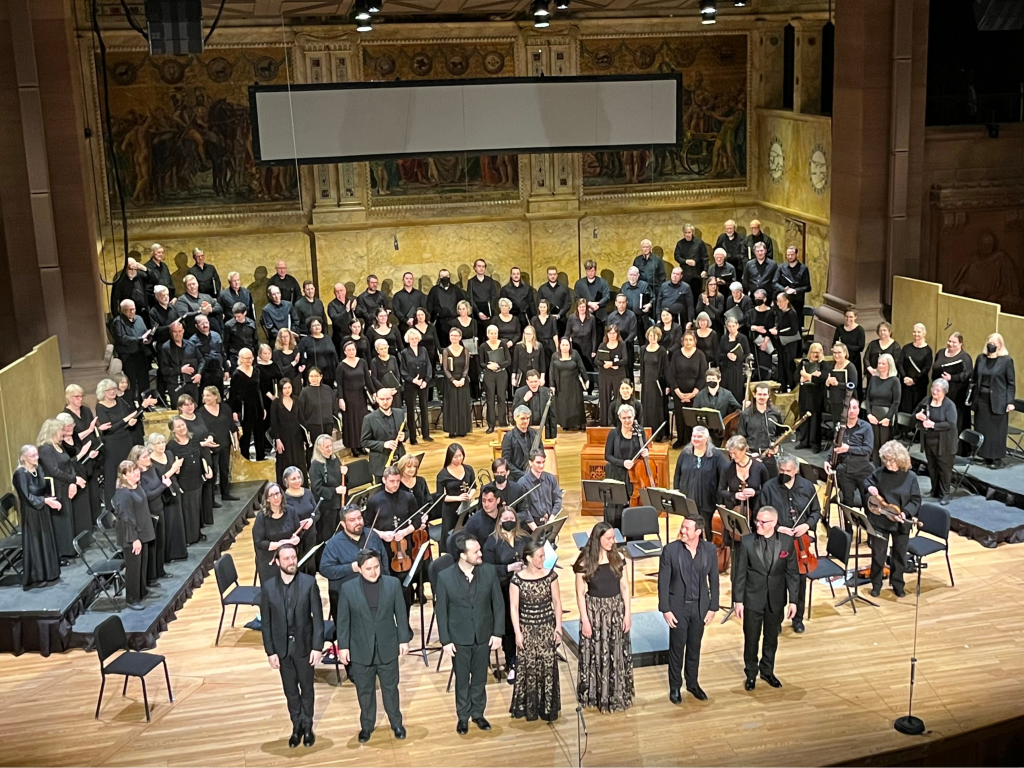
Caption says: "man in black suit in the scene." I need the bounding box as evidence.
[511,369,557,439]
[760,454,822,633]
[501,407,538,481]
[338,549,412,743]
[435,535,504,735]
[732,506,799,690]
[658,517,720,704]
[360,389,406,483]
[260,543,324,748]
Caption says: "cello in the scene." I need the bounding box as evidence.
[821,380,857,526]
[627,421,665,507]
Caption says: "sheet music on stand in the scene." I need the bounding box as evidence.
[532,514,568,548]
[641,486,698,540]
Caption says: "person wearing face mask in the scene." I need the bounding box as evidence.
[972,333,1016,467]
[693,368,741,444]
[931,332,974,439]
[427,269,466,342]
[746,289,775,382]
[760,454,821,633]
[490,458,524,508]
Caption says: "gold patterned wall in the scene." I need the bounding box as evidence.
[757,110,831,222]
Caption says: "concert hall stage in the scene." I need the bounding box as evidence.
[0,481,264,656]
[563,611,669,667]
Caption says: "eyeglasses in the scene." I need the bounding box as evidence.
[267,490,282,497]
[755,519,771,526]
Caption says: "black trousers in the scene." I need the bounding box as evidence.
[123,541,150,605]
[777,341,798,392]
[667,601,704,691]
[239,409,266,461]
[672,395,693,444]
[212,446,231,497]
[350,649,403,732]
[794,573,808,622]
[924,443,954,497]
[147,517,167,581]
[837,463,873,510]
[483,370,509,429]
[869,423,892,465]
[453,642,491,721]
[742,604,783,679]
[279,647,316,731]
[870,527,910,591]
[121,352,150,402]
[500,583,517,670]
[403,383,430,442]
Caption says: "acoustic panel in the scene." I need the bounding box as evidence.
[250,75,682,165]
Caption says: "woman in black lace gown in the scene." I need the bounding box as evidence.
[510,540,562,722]
[12,445,61,588]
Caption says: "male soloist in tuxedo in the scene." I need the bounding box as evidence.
[732,506,799,691]
[435,535,504,735]
[338,549,412,743]
[658,517,720,704]
[260,544,324,748]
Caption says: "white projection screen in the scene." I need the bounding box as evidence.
[250,75,682,165]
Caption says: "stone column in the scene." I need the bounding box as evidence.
[818,0,928,337]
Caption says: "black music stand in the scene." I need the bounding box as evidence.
[837,503,881,609]
[532,515,568,548]
[582,479,630,528]
[403,541,440,667]
[681,407,727,444]
[347,484,380,509]
[642,487,698,541]
[718,506,751,623]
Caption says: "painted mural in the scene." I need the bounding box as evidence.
[361,42,521,205]
[97,48,299,211]
[578,34,748,191]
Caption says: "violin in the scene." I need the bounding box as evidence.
[389,515,413,573]
[868,494,924,529]
[794,534,818,575]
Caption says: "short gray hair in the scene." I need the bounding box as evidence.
[513,405,532,419]
[729,281,744,293]
[931,378,949,394]
[616,404,636,420]
[777,453,799,471]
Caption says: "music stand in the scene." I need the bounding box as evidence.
[582,479,630,528]
[403,541,440,667]
[532,515,568,548]
[718,506,751,623]
[681,407,726,442]
[642,487,698,541]
[347,484,379,509]
[837,504,881,609]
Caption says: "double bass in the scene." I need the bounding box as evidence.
[627,421,665,507]
[821,380,857,526]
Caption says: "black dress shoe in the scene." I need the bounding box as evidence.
[358,729,372,743]
[198,534,208,542]
[289,729,302,748]
[893,586,907,598]
[672,440,686,449]
[222,494,240,501]
[212,501,223,509]
[303,729,315,747]
[393,725,406,739]
[456,720,469,735]
[687,685,708,701]
[669,688,682,704]
[423,436,434,442]
[760,673,783,688]
[870,586,881,597]
[473,717,492,731]
[744,677,756,691]
[485,426,495,434]
[792,620,806,634]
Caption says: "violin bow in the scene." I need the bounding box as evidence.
[629,420,666,464]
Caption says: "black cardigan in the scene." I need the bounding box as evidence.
[914,396,958,456]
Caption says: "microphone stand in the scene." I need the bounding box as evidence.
[894,558,927,735]
[558,643,588,768]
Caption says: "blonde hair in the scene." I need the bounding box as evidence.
[404,328,422,344]
[65,384,84,402]
[128,445,149,463]
[203,386,222,403]
[96,378,117,400]
[646,326,663,342]
[877,353,897,379]
[832,342,849,358]
[457,300,472,314]
[878,440,911,471]
[310,434,334,463]
[807,342,824,361]
[725,435,748,454]
[275,329,295,352]
[987,333,1009,357]
[396,453,421,474]
[54,413,74,431]
[37,418,63,447]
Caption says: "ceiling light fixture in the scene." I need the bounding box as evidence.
[700,0,717,24]
[556,0,569,9]
[532,0,550,17]
[368,1,381,11]
[353,1,371,22]
[356,20,372,31]
[734,0,746,6]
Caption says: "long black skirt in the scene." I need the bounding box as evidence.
[163,495,189,561]
[181,488,202,545]
[21,505,61,587]
[443,380,473,438]
[975,400,1008,461]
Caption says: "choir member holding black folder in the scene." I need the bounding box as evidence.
[914,379,958,504]
[931,332,973,437]
[824,343,856,426]
[796,343,825,451]
[112,460,156,610]
[13,445,61,588]
[481,324,511,433]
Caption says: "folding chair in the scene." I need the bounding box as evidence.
[94,616,172,722]
[896,412,918,449]
[801,306,816,355]
[805,526,854,618]
[621,506,663,596]
[75,531,126,609]
[213,553,261,645]
[952,429,984,495]
[1007,399,1024,459]
[0,494,23,579]
[908,502,954,587]
[94,510,122,559]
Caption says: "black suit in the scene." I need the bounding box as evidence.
[732,532,799,680]
[501,426,537,481]
[360,406,406,482]
[759,475,822,622]
[338,575,413,732]
[657,539,720,691]
[435,562,505,722]
[260,572,325,732]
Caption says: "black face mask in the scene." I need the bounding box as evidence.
[780,472,796,485]
[439,277,451,288]
[501,520,517,532]
[987,342,998,354]
[495,475,507,485]
[706,380,719,389]
[755,298,767,307]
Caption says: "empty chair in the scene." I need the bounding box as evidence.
[952,430,984,495]
[908,502,954,587]
[213,553,261,645]
[621,506,663,596]
[94,615,172,722]
[94,510,122,559]
[0,494,23,579]
[75,530,126,610]
[805,526,855,618]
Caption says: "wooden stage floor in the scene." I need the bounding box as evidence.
[3,430,1024,767]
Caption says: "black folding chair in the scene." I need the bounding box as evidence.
[896,412,918,448]
[345,458,373,491]
[75,530,126,609]
[94,616,172,722]
[94,510,122,559]
[952,429,984,495]
[0,493,23,579]
[213,553,261,645]
[1006,398,1024,459]
[908,502,954,587]
[805,526,855,618]
[621,506,662,596]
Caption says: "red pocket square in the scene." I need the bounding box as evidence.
[779,550,790,559]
